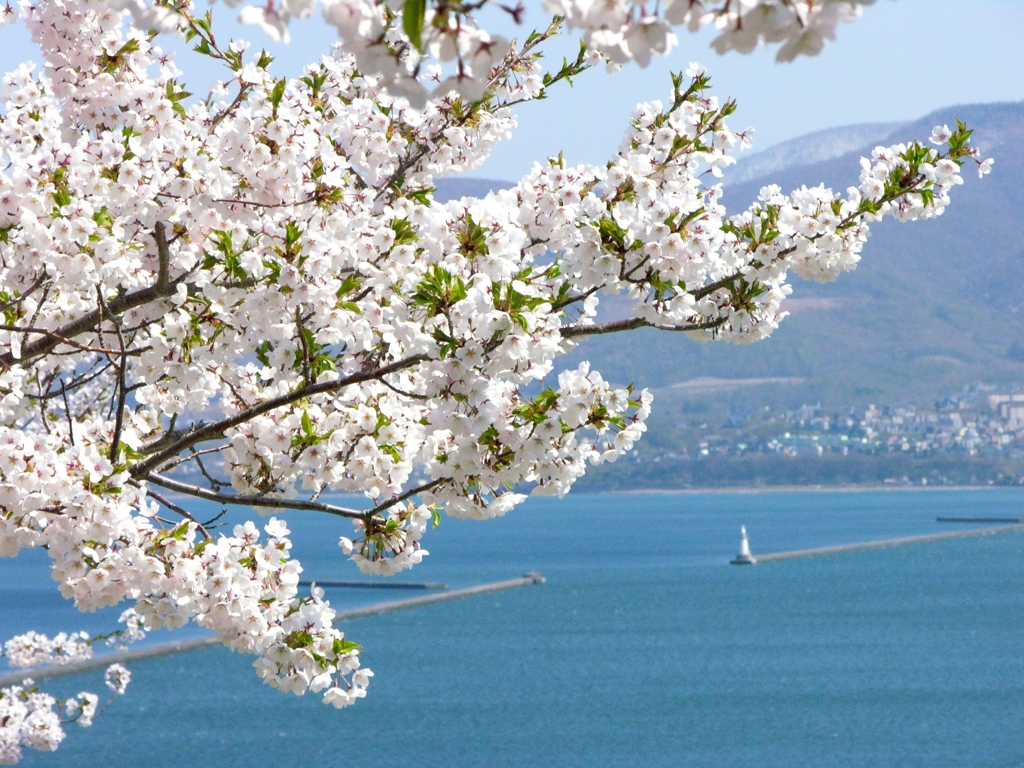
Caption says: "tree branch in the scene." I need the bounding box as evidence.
[560,316,728,338]
[368,478,445,516]
[97,289,130,464]
[143,472,369,520]
[60,379,75,447]
[153,222,172,292]
[0,267,181,369]
[209,83,253,131]
[130,353,430,477]
[0,325,124,357]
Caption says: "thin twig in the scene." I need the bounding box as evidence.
[142,486,212,540]
[209,83,253,131]
[191,446,229,490]
[60,379,75,447]
[35,378,51,435]
[154,443,230,475]
[201,508,228,529]
[295,307,312,386]
[0,272,49,316]
[375,17,564,200]
[368,478,445,516]
[39,361,113,401]
[379,376,428,400]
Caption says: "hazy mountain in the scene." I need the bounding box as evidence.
[434,177,513,202]
[726,121,906,185]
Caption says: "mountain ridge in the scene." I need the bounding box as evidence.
[725,120,906,185]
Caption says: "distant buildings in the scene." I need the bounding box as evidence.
[988,394,1024,430]
[641,384,1024,470]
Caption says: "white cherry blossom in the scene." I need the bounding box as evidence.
[0,0,993,762]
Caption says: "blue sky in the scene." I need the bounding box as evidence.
[3,0,1023,181]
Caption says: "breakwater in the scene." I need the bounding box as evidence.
[297,579,448,589]
[752,524,1024,563]
[0,573,545,687]
[936,516,1024,523]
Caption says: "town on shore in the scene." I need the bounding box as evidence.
[580,384,1024,492]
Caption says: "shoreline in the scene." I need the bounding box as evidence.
[590,484,1018,496]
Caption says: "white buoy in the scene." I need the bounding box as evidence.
[730,525,756,565]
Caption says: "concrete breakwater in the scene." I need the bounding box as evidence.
[0,573,545,688]
[752,524,1024,563]
[936,516,1024,523]
[297,579,448,590]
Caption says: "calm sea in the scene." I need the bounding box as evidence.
[5,489,1024,767]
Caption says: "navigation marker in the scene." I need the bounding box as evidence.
[730,526,756,565]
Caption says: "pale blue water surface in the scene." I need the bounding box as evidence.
[4,489,1024,767]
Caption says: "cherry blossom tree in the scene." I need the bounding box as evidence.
[0,0,993,761]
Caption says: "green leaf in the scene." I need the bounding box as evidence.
[408,188,434,205]
[116,39,140,57]
[93,208,113,228]
[301,410,314,437]
[403,0,426,51]
[333,637,362,655]
[270,78,287,115]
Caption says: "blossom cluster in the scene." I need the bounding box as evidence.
[0,664,130,765]
[0,0,991,761]
[2,632,92,670]
[111,1,878,105]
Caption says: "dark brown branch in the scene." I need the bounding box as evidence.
[60,379,75,447]
[131,353,430,478]
[0,273,181,369]
[153,222,172,292]
[0,325,123,356]
[97,289,130,464]
[143,472,369,520]
[560,316,728,338]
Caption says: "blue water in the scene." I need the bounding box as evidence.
[5,489,1024,767]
